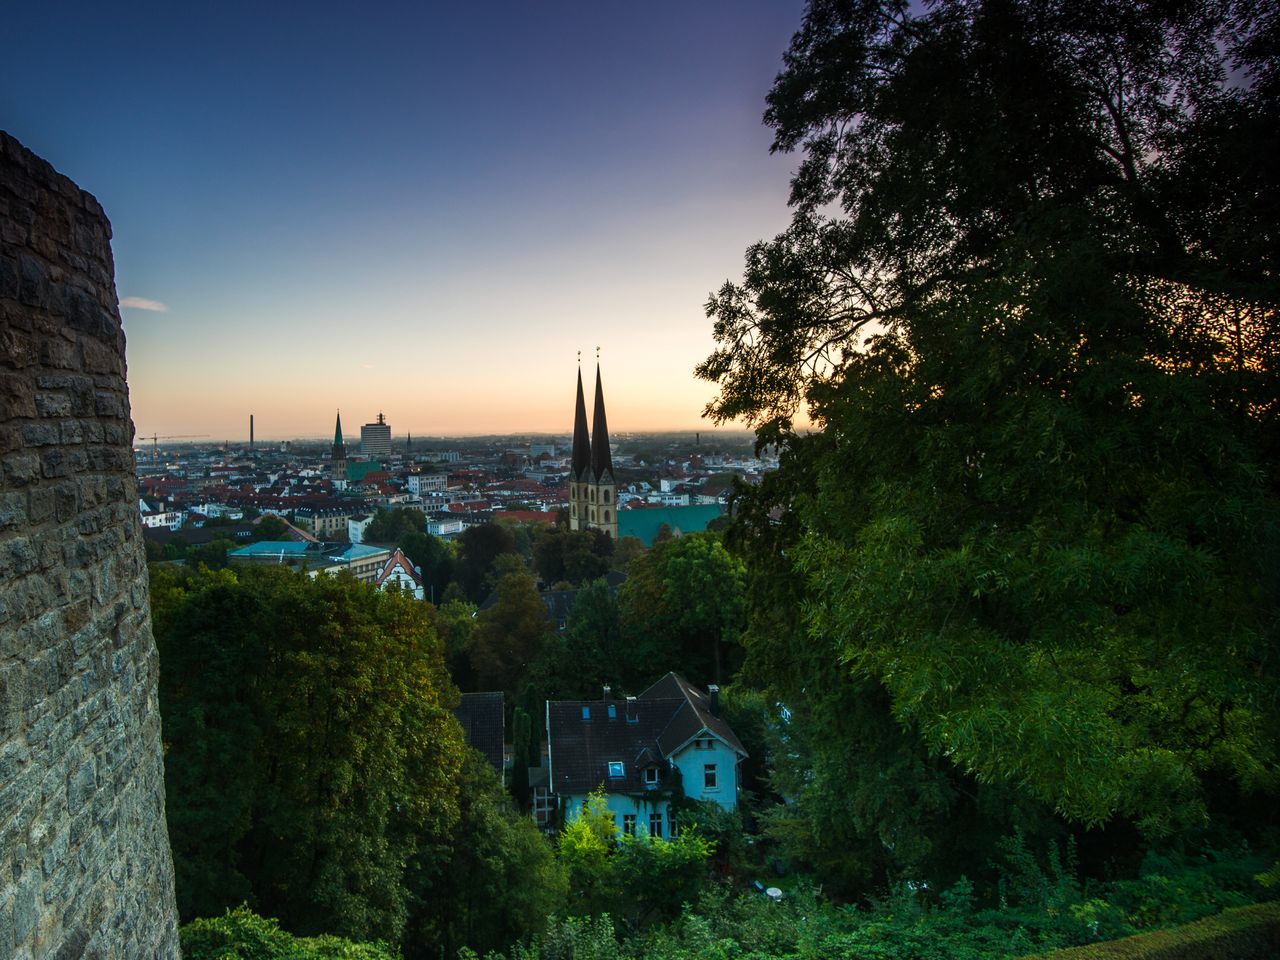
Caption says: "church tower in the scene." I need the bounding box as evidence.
[568,362,617,539]
[331,410,347,482]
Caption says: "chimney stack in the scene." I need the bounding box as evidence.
[625,695,637,723]
[602,684,612,700]
[707,684,720,717]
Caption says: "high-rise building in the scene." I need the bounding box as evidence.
[361,412,392,457]
[568,364,617,539]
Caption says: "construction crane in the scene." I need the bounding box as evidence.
[137,433,209,463]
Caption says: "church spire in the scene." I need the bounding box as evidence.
[591,362,613,481]
[333,410,344,449]
[571,360,591,481]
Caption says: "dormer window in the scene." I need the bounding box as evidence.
[643,766,659,787]
[581,706,591,721]
[607,704,617,719]
[607,761,624,778]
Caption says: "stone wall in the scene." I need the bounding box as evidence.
[0,132,179,958]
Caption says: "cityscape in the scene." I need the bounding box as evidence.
[3,1,1277,959]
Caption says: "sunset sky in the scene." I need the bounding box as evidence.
[3,1,805,439]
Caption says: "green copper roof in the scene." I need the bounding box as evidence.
[617,505,723,546]
[346,460,384,483]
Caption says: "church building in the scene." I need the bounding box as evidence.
[569,364,617,539]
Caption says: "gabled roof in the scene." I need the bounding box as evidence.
[453,692,504,774]
[374,548,423,590]
[546,673,746,797]
[643,673,747,757]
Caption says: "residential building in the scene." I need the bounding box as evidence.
[373,548,425,600]
[543,674,746,836]
[453,692,505,780]
[407,473,449,495]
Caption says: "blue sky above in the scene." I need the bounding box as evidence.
[4,1,805,438]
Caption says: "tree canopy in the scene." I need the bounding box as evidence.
[153,565,465,943]
[702,0,1279,857]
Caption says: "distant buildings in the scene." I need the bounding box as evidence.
[361,413,392,457]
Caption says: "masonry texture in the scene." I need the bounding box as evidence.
[0,132,180,958]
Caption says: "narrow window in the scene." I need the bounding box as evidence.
[607,704,617,719]
[581,706,591,721]
[604,489,611,502]
[704,764,717,789]
[623,814,636,836]
[649,812,663,838]
[643,766,659,786]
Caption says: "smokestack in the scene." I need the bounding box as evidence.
[250,414,254,449]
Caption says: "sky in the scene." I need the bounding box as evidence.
[3,1,806,440]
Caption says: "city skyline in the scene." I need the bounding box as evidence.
[3,2,806,438]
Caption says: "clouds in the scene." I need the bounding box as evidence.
[119,296,169,312]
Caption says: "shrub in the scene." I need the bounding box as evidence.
[1026,901,1280,960]
[180,906,398,959]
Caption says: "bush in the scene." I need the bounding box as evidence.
[1027,900,1280,959]
[180,906,398,959]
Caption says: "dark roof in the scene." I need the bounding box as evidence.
[571,367,591,482]
[590,364,613,482]
[143,524,256,546]
[547,672,745,796]
[453,692,504,774]
[642,673,747,757]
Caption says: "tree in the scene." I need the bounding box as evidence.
[363,507,427,545]
[532,526,614,586]
[468,570,550,694]
[153,565,465,943]
[454,523,519,602]
[400,531,454,604]
[517,578,624,725]
[618,533,747,687]
[701,0,1278,856]
[404,750,565,958]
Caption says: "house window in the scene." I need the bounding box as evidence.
[604,489,611,502]
[704,764,718,790]
[581,706,591,720]
[648,812,663,838]
[607,761,624,778]
[607,704,617,719]
[643,766,659,787]
[623,814,636,836]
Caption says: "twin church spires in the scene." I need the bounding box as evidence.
[569,361,617,538]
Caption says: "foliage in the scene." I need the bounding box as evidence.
[617,533,746,687]
[434,597,478,691]
[468,570,549,694]
[455,523,520,602]
[180,905,397,960]
[404,751,565,958]
[1027,901,1280,960]
[700,0,1280,866]
[556,791,714,934]
[463,847,1273,959]
[398,530,453,603]
[518,578,624,723]
[533,526,614,586]
[152,564,465,943]
[363,507,426,545]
